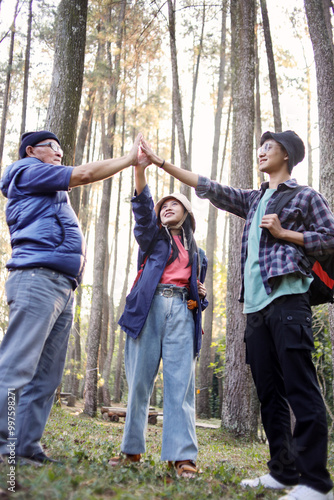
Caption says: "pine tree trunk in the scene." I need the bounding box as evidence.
[167,0,190,199]
[98,250,110,403]
[114,330,125,403]
[304,0,334,411]
[322,0,334,56]
[70,85,97,215]
[0,0,19,173]
[20,0,33,138]
[84,0,126,416]
[254,23,264,185]
[260,0,282,132]
[221,0,257,437]
[106,171,123,401]
[45,0,88,165]
[170,96,176,193]
[197,2,227,419]
[306,67,313,187]
[84,177,112,416]
[188,2,206,170]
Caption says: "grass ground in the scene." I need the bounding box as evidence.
[1,403,333,499]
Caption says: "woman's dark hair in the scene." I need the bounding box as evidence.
[160,213,198,270]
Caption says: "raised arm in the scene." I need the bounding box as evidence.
[69,133,142,188]
[134,147,152,195]
[141,138,199,188]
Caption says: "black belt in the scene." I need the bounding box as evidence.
[155,285,189,300]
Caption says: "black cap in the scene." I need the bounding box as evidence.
[260,130,305,173]
[19,130,60,159]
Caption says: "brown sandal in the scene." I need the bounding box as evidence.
[174,460,198,478]
[108,453,141,466]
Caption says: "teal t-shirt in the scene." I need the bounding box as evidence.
[243,188,313,314]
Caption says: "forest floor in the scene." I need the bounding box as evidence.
[1,402,334,500]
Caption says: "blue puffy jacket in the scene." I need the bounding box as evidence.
[0,157,86,286]
[118,184,208,357]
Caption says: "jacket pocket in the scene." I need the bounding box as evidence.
[283,310,314,350]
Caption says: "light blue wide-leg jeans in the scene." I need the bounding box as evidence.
[121,290,198,461]
[0,268,74,456]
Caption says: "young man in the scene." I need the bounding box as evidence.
[0,130,141,465]
[141,131,334,500]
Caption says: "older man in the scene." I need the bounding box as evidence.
[0,130,141,465]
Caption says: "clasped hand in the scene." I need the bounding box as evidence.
[259,214,283,239]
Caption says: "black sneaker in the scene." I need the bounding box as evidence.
[19,452,63,465]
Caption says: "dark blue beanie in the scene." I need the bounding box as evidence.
[260,130,305,173]
[19,130,60,159]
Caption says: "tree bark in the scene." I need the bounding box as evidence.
[322,0,334,57]
[45,0,88,165]
[260,0,282,132]
[254,23,264,185]
[170,92,176,193]
[304,0,334,409]
[0,0,19,174]
[197,1,227,418]
[102,181,134,404]
[20,0,33,138]
[84,176,112,416]
[113,330,125,403]
[84,0,126,416]
[306,66,313,188]
[222,0,257,437]
[188,2,206,170]
[70,85,97,215]
[167,0,190,199]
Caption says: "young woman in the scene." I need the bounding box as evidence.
[110,158,208,478]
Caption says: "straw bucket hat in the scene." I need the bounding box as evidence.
[154,192,196,231]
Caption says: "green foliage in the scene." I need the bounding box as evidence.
[4,405,333,499]
[312,305,333,412]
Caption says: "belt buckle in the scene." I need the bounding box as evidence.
[162,288,173,298]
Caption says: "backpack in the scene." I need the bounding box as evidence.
[266,185,334,306]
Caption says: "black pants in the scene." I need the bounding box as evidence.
[245,293,333,493]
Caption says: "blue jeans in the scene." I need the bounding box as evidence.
[0,268,74,456]
[121,287,198,461]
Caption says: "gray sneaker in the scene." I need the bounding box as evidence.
[279,485,334,500]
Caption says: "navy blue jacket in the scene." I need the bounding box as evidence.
[0,157,86,287]
[118,184,208,356]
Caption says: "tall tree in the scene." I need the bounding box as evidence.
[42,0,88,399]
[188,2,206,170]
[221,0,257,437]
[0,0,20,174]
[304,0,334,405]
[322,0,334,56]
[84,0,127,417]
[102,175,134,405]
[197,1,228,418]
[259,0,282,132]
[167,0,190,199]
[20,0,33,138]
[254,23,264,185]
[45,0,88,165]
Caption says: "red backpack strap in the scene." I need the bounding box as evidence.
[131,255,148,290]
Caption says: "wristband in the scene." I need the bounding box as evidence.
[159,159,165,169]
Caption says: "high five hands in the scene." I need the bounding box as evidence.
[132,136,163,169]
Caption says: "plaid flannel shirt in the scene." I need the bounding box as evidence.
[196,175,334,302]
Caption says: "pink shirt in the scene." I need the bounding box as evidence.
[160,235,191,288]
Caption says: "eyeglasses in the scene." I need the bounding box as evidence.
[257,143,273,157]
[34,142,63,155]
